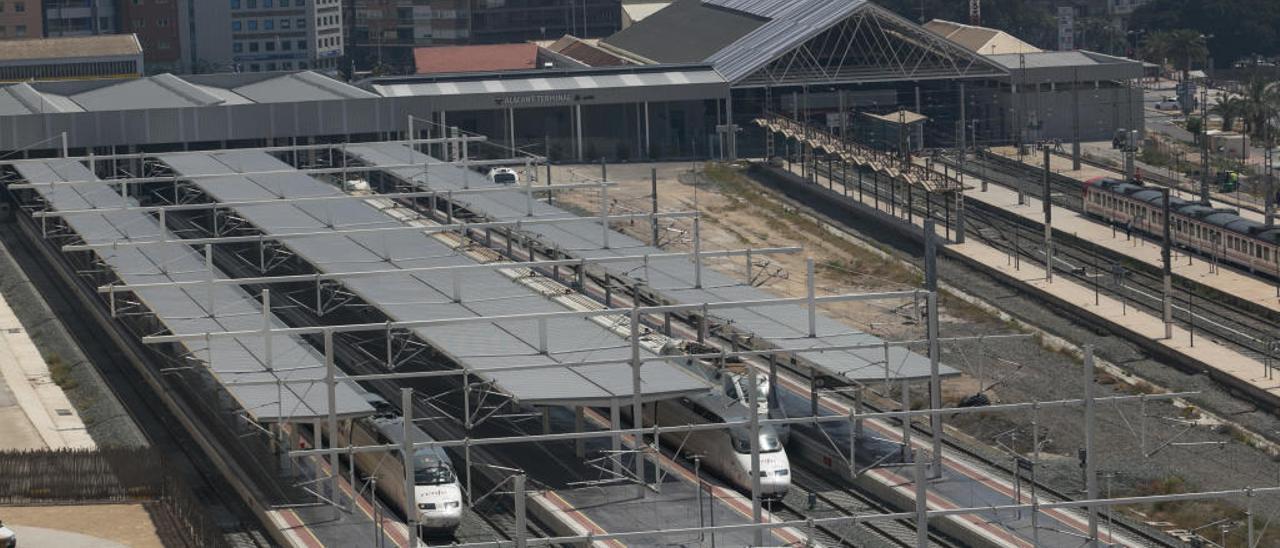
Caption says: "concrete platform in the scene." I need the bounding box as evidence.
[764,162,1168,547]
[910,157,1280,405]
[0,288,93,450]
[988,146,1269,224]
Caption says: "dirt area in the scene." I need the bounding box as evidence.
[551,161,1280,546]
[553,162,924,342]
[0,503,164,547]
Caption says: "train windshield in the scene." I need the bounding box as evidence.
[493,172,517,184]
[731,430,783,454]
[415,465,456,485]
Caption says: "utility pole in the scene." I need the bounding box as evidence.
[1124,129,1137,182]
[1083,346,1100,547]
[651,168,661,245]
[1266,146,1275,227]
[1043,147,1054,282]
[1072,67,1082,170]
[924,219,942,478]
[1161,189,1173,339]
[1200,84,1212,204]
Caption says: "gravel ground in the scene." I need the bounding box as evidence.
[749,162,1280,540]
[0,221,147,448]
[557,161,1280,543]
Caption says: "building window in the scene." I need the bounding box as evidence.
[157,18,168,27]
[296,18,305,28]
[157,41,170,50]
[250,63,260,72]
[263,19,273,30]
[247,0,256,7]
[281,40,291,50]
[0,3,6,13]
[247,20,257,30]
[263,0,272,6]
[233,42,243,52]
[133,18,144,28]
[0,26,6,36]
[264,41,274,51]
[296,39,305,49]
[279,0,288,6]
[248,42,259,52]
[232,20,241,31]
[280,18,289,29]
[13,2,23,12]
[14,24,24,36]
[266,62,276,71]
[231,0,240,8]
[282,61,292,69]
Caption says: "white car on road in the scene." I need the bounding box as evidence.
[1153,97,1181,110]
[0,520,15,548]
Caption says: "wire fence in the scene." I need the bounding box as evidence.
[0,447,229,548]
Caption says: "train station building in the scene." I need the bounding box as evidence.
[0,0,1143,162]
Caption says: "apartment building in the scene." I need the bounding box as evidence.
[0,0,42,40]
[44,0,116,36]
[190,0,345,73]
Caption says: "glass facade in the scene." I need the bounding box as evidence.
[438,99,717,162]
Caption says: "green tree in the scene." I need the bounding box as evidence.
[1162,28,1208,81]
[1130,0,1280,67]
[1240,77,1280,144]
[1210,95,1245,132]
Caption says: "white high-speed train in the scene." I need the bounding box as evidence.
[339,392,464,533]
[638,389,792,499]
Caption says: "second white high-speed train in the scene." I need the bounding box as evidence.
[339,392,465,533]
[640,390,792,499]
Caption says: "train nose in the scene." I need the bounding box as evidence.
[758,467,791,496]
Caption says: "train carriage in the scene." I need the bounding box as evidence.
[1082,177,1280,277]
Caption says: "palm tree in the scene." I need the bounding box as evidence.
[1164,29,1209,83]
[1142,29,1209,82]
[1240,77,1279,143]
[1139,31,1170,66]
[1211,95,1245,132]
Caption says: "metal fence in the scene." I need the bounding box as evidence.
[0,448,229,548]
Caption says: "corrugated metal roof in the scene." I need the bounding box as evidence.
[156,150,710,406]
[372,67,725,98]
[988,51,1107,69]
[0,34,141,62]
[232,71,378,103]
[704,0,870,82]
[604,0,768,64]
[347,143,958,383]
[12,158,373,423]
[0,71,374,117]
[702,0,808,18]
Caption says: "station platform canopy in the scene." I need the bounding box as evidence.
[346,142,959,384]
[154,150,711,408]
[10,158,374,423]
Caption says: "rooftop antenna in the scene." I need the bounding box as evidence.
[969,0,981,25]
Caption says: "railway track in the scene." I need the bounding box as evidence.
[771,465,960,548]
[157,207,544,547]
[0,219,271,547]
[771,161,1183,548]
[941,152,1280,364]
